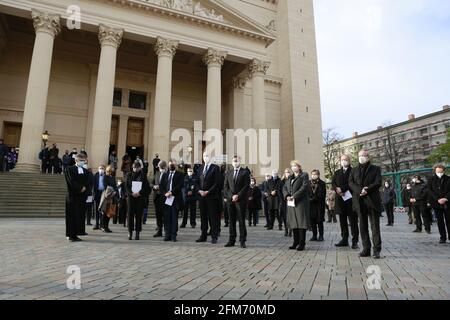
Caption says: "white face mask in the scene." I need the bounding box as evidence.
[272,174,278,178]
[291,166,299,173]
[341,160,349,168]
[436,172,444,178]
[385,183,390,188]
[312,175,319,180]
[251,181,256,186]
[232,162,240,169]
[188,172,193,177]
[406,186,411,190]
[359,156,368,165]
[98,169,105,175]
[203,156,210,163]
[265,177,271,181]
[82,164,88,170]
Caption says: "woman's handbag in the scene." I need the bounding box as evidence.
[106,201,117,218]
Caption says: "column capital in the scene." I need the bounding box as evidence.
[248,59,270,77]
[98,24,124,49]
[154,37,179,58]
[203,48,227,68]
[232,77,247,90]
[31,9,61,37]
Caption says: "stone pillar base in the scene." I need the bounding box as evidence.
[13,163,41,173]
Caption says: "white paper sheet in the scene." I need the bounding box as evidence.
[165,196,175,207]
[86,196,93,203]
[342,191,352,201]
[288,199,295,207]
[77,167,84,174]
[132,181,142,193]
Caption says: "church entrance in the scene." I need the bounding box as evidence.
[3,122,22,148]
[126,118,144,162]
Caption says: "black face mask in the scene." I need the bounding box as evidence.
[169,165,176,171]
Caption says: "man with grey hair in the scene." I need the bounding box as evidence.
[332,154,359,249]
[349,149,383,259]
[151,159,167,237]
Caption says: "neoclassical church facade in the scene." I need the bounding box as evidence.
[0,0,323,177]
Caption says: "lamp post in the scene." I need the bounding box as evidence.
[42,130,49,148]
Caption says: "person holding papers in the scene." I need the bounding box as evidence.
[160,160,184,242]
[125,161,150,240]
[283,160,310,252]
[332,154,360,249]
[64,154,91,242]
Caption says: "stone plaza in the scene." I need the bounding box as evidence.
[1,213,449,300]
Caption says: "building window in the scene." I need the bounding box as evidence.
[434,125,439,132]
[129,91,147,110]
[113,89,122,107]
[419,128,428,135]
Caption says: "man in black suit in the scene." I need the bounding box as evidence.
[224,156,250,248]
[49,143,59,174]
[152,153,160,176]
[349,149,383,259]
[64,154,91,242]
[332,154,359,249]
[196,152,222,244]
[160,159,185,242]
[151,160,167,237]
[428,165,450,244]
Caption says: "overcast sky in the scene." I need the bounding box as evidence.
[314,0,450,139]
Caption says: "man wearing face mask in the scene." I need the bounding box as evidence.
[309,170,327,242]
[93,165,107,230]
[160,160,185,242]
[332,155,359,249]
[427,165,450,244]
[402,183,413,224]
[410,175,430,234]
[349,150,383,259]
[267,169,283,230]
[223,156,250,248]
[151,160,167,237]
[381,180,396,227]
[196,152,222,244]
[125,161,150,240]
[261,173,272,228]
[64,154,91,242]
[181,167,199,229]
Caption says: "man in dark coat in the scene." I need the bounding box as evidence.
[49,143,59,174]
[267,170,283,230]
[160,160,185,242]
[381,180,396,226]
[64,154,91,242]
[349,149,383,259]
[82,167,94,231]
[125,161,150,240]
[224,156,250,248]
[0,139,8,172]
[93,164,116,231]
[309,170,326,242]
[260,174,272,228]
[152,154,160,176]
[151,160,167,237]
[196,152,222,244]
[332,155,359,249]
[427,165,450,244]
[248,177,262,227]
[39,147,50,173]
[410,175,430,233]
[402,183,413,224]
[181,167,199,228]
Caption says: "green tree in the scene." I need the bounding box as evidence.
[427,128,450,165]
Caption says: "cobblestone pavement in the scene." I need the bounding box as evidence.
[0,213,449,300]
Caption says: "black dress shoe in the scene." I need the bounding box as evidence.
[224,242,235,247]
[224,224,229,228]
[413,229,422,233]
[373,252,381,259]
[267,226,274,230]
[211,238,218,244]
[309,237,318,242]
[68,237,81,242]
[135,232,140,240]
[317,236,324,242]
[297,244,305,251]
[240,242,246,248]
[105,229,112,233]
[335,240,349,247]
[439,239,446,244]
[153,232,162,238]
[351,243,359,250]
[289,244,299,250]
[93,226,100,230]
[196,238,207,243]
[284,230,289,237]
[79,233,88,236]
[172,238,177,242]
[87,223,92,226]
[164,237,171,242]
[180,224,186,229]
[359,251,371,257]
[128,233,133,240]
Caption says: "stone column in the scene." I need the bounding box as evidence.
[15,10,61,172]
[89,24,123,170]
[116,114,129,177]
[249,59,270,129]
[151,37,178,161]
[203,48,227,131]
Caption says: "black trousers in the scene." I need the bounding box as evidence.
[199,196,220,240]
[337,200,359,244]
[164,203,179,240]
[269,209,282,228]
[127,197,144,233]
[66,195,86,238]
[154,195,164,232]
[358,201,382,253]
[116,199,127,226]
[94,191,103,228]
[182,199,197,226]
[86,203,93,224]
[102,213,110,230]
[384,202,395,225]
[327,209,337,222]
[228,201,247,243]
[435,208,450,241]
[413,204,430,232]
[263,197,270,225]
[223,202,229,225]
[248,208,258,226]
[405,205,413,222]
[280,202,288,230]
[292,229,306,248]
[0,155,5,172]
[310,217,324,238]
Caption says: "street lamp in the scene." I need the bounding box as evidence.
[42,130,49,148]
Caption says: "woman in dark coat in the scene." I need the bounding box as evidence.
[280,169,292,237]
[283,160,310,251]
[247,177,262,227]
[100,165,118,233]
[309,170,326,242]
